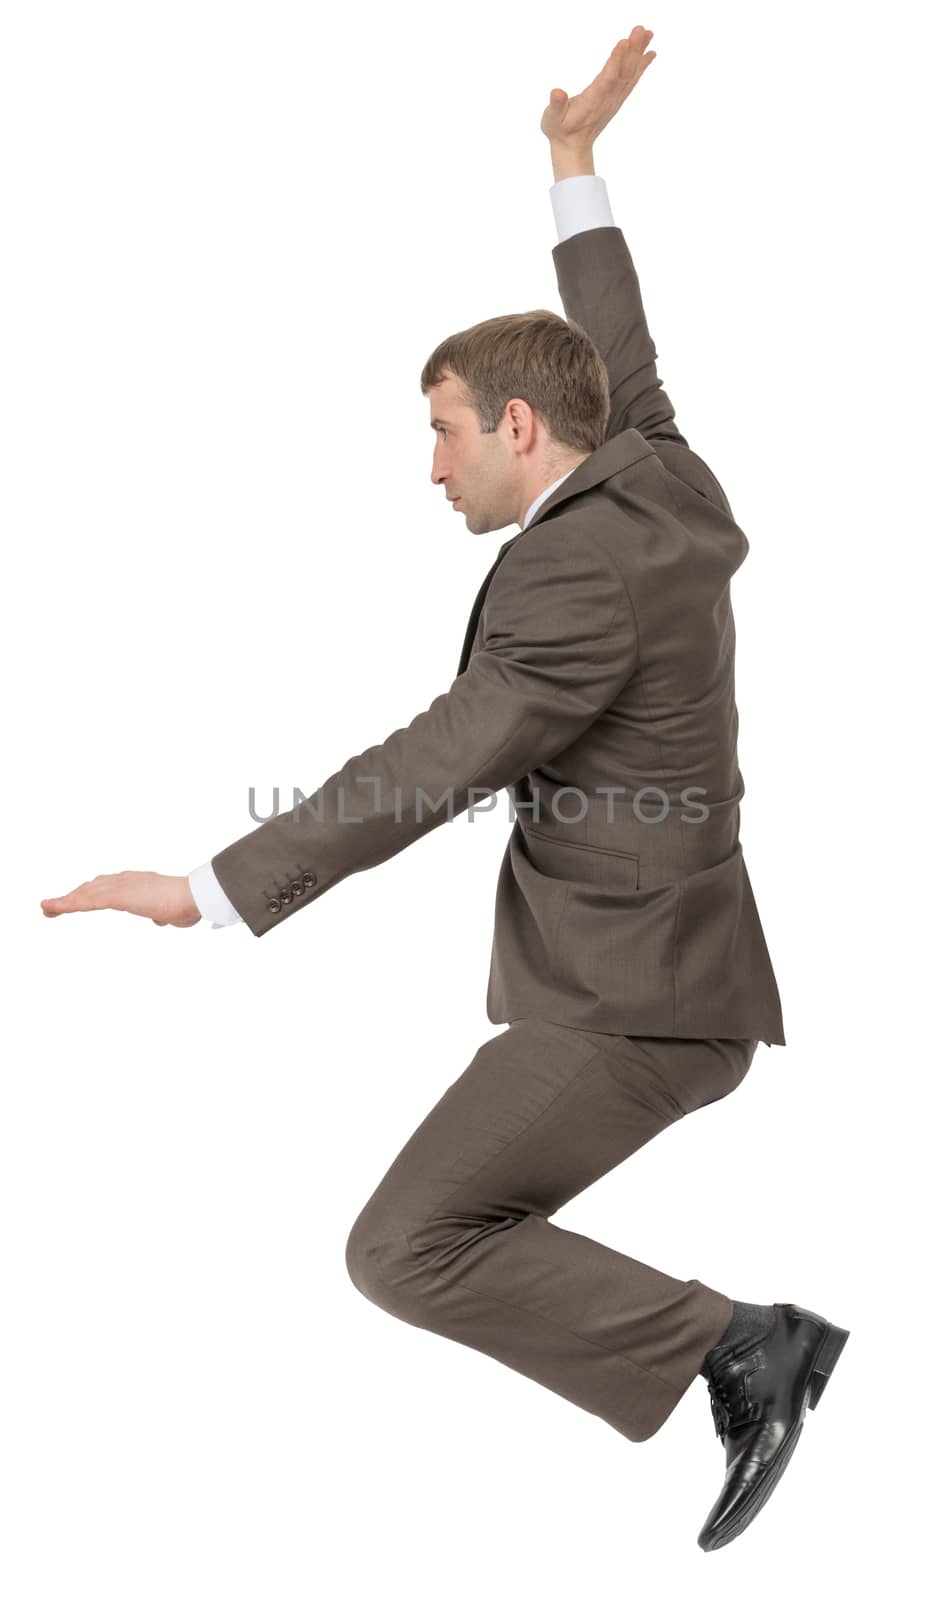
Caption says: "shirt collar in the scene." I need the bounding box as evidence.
[521,467,576,530]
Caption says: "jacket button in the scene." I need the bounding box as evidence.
[290,880,303,897]
[267,898,281,914]
[302,871,316,888]
[279,887,293,905]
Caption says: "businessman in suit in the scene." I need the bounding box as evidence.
[40,27,849,1552]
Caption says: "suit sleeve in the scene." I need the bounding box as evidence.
[552,223,688,448]
[209,525,638,936]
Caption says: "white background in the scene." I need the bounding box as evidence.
[4,1,947,1593]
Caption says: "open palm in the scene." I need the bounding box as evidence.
[540,24,656,146]
[40,870,201,928]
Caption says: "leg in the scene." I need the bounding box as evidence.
[346,1020,757,1444]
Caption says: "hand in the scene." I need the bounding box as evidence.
[40,871,202,928]
[540,24,657,151]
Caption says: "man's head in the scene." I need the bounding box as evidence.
[421,309,610,535]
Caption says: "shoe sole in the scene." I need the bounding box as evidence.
[700,1316,850,1552]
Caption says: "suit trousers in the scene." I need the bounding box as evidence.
[345,1019,758,1443]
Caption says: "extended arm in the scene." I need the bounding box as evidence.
[551,205,687,447]
[542,29,686,447]
[209,526,637,936]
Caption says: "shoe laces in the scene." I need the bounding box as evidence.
[705,1359,757,1442]
[707,1373,734,1442]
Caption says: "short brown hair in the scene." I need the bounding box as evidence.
[420,309,610,455]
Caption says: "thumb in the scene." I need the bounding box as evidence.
[550,87,567,108]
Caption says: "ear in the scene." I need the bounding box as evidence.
[505,397,538,446]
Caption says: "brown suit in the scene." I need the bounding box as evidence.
[211,224,784,1047]
[210,221,785,1447]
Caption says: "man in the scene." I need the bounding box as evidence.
[40,26,849,1551]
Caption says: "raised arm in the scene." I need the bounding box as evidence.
[540,28,685,446]
[550,202,686,448]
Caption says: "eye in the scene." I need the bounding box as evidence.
[438,427,448,441]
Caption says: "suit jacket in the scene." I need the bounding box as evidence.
[210,224,785,1046]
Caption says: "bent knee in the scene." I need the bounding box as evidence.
[345,1218,419,1312]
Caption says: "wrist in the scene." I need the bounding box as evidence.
[548,144,596,182]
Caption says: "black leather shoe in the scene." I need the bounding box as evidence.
[697,1301,850,1552]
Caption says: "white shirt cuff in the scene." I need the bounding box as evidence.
[188,860,244,929]
[549,173,615,243]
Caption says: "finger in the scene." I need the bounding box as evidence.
[618,28,654,67]
[40,874,123,915]
[40,884,98,915]
[617,39,657,85]
[605,37,646,81]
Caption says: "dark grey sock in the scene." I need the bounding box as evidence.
[701,1300,777,1378]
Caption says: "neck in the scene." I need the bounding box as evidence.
[520,454,589,528]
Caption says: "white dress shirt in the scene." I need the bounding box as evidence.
[188,173,616,928]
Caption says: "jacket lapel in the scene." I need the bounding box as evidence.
[455,536,519,677]
[455,428,656,677]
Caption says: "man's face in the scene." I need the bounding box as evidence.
[428,374,518,536]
